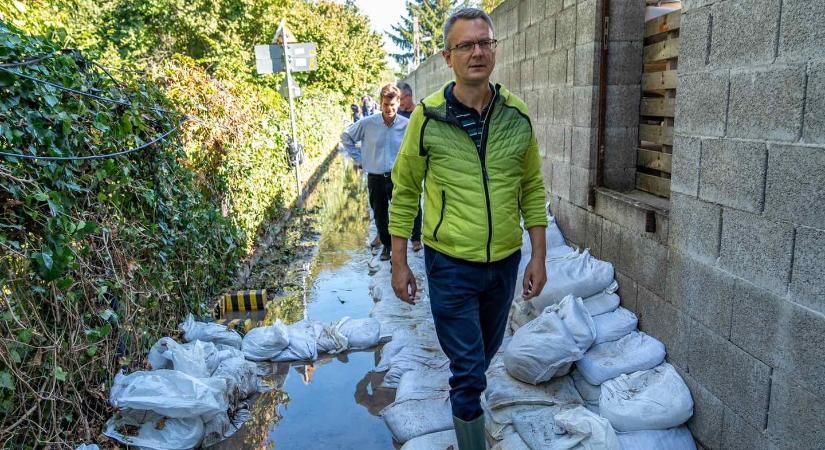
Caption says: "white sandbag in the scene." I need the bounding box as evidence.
[503,296,595,385]
[205,345,245,375]
[582,283,621,316]
[313,321,348,354]
[571,369,601,405]
[483,400,541,441]
[212,357,258,405]
[576,332,666,385]
[148,337,217,378]
[104,410,204,450]
[600,363,693,432]
[335,317,381,349]
[492,428,533,450]
[485,357,583,410]
[381,387,453,443]
[547,406,621,450]
[179,314,242,349]
[109,370,228,419]
[617,426,697,450]
[370,296,433,339]
[202,411,232,447]
[74,445,100,450]
[382,344,450,388]
[526,250,615,314]
[396,370,451,401]
[375,325,441,372]
[592,307,638,345]
[401,429,458,450]
[510,406,569,449]
[241,320,289,361]
[272,320,319,362]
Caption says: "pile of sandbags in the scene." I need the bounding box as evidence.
[381,370,454,443]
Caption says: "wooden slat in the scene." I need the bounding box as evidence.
[641,97,676,117]
[636,172,671,198]
[644,37,681,62]
[642,70,678,91]
[645,10,682,38]
[640,123,674,145]
[637,148,673,173]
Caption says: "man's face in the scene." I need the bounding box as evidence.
[381,96,400,121]
[442,18,496,86]
[399,91,415,111]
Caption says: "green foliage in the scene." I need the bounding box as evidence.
[0,21,244,444]
[481,0,504,13]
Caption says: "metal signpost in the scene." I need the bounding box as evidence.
[254,20,318,206]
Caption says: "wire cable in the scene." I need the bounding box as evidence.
[0,117,189,161]
[0,50,67,68]
[0,66,133,107]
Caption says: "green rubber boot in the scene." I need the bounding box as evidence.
[453,415,487,450]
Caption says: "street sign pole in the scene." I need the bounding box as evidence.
[275,19,302,206]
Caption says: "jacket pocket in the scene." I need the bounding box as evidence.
[433,190,446,242]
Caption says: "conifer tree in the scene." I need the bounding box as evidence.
[387,0,460,70]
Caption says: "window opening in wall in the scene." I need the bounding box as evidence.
[637,6,681,199]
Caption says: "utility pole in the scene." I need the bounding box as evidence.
[412,16,421,69]
[276,19,302,206]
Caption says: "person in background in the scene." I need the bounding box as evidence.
[396,81,423,252]
[388,8,547,449]
[341,84,410,261]
[351,103,362,123]
[361,95,374,118]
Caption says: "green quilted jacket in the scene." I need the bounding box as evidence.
[389,82,547,263]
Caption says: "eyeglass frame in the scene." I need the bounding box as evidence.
[445,39,499,54]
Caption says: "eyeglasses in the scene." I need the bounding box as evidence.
[447,39,498,54]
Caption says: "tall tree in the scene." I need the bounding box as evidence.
[387,0,457,70]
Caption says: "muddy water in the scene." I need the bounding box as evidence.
[217,155,397,449]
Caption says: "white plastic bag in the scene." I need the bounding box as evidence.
[525,250,615,314]
[485,357,583,410]
[400,429,457,450]
[503,296,595,385]
[592,307,638,345]
[616,426,697,450]
[148,337,217,378]
[272,320,319,362]
[600,363,693,432]
[241,320,289,361]
[335,317,381,349]
[104,410,204,450]
[576,332,666,385]
[313,321,348,354]
[179,314,242,349]
[547,406,621,450]
[109,370,228,419]
[212,357,259,405]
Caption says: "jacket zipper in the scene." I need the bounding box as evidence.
[433,190,446,242]
[479,91,497,263]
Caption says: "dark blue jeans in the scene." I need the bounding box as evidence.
[425,246,520,421]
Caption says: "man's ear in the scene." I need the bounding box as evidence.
[441,50,451,68]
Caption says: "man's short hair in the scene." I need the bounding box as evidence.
[396,81,413,97]
[443,7,494,49]
[380,84,402,101]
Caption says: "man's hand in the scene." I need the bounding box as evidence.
[522,256,547,300]
[392,262,417,305]
[353,164,362,174]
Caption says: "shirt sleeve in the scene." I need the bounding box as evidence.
[389,107,427,239]
[340,119,364,165]
[521,131,548,229]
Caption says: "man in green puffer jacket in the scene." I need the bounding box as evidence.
[388,7,548,450]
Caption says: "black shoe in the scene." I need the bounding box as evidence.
[380,247,391,261]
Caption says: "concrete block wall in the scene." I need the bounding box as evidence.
[403,1,824,448]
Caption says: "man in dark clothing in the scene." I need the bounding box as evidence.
[396,81,423,252]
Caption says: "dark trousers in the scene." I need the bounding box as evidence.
[425,246,520,421]
[367,173,421,247]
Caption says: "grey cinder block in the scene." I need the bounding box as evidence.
[521,58,535,92]
[548,50,568,86]
[556,5,577,50]
[764,144,825,229]
[699,138,767,213]
[554,87,574,125]
[767,371,825,449]
[575,0,600,45]
[622,232,668,298]
[603,167,635,192]
[709,0,780,68]
[569,166,594,211]
[675,70,729,137]
[669,193,721,265]
[604,127,638,169]
[721,407,773,450]
[720,208,794,295]
[574,42,599,87]
[678,6,711,74]
[573,86,598,127]
[551,161,571,200]
[614,270,637,313]
[778,0,825,62]
[533,54,550,90]
[637,285,690,369]
[790,227,825,314]
[607,41,642,86]
[571,126,597,169]
[728,65,805,142]
[730,279,825,395]
[545,0,563,17]
[687,320,772,430]
[606,85,641,128]
[671,135,701,196]
[566,47,576,86]
[607,0,644,42]
[530,0,545,27]
[676,366,724,450]
[666,250,734,338]
[525,25,540,59]
[601,219,625,274]
[804,61,825,144]
[545,123,570,161]
[539,16,556,54]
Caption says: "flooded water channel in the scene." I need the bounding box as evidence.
[216,154,400,449]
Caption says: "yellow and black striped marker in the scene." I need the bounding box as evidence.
[223,289,267,313]
[214,318,256,334]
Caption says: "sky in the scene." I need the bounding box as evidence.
[334,0,408,66]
